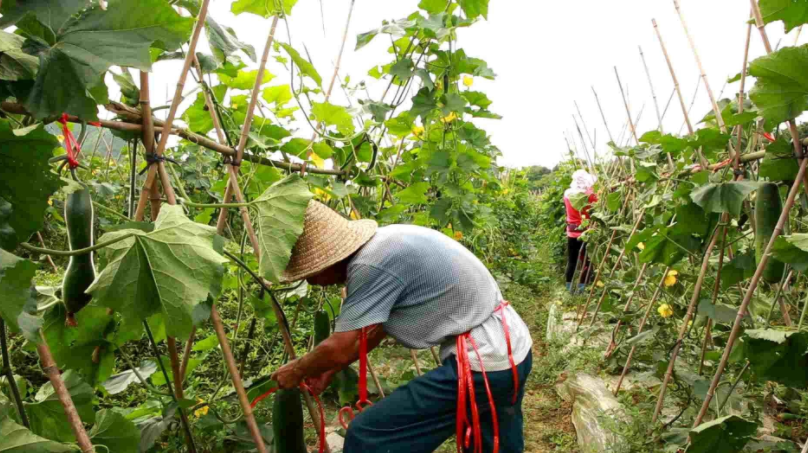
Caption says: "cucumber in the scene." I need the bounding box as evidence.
[62,186,96,327]
[755,182,785,284]
[313,310,330,346]
[273,388,308,453]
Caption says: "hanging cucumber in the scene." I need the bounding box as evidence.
[755,182,785,284]
[273,388,308,453]
[62,185,96,327]
[313,310,331,346]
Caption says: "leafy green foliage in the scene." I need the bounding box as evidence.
[231,0,299,17]
[253,175,313,283]
[686,415,757,453]
[87,205,228,340]
[690,181,759,217]
[16,0,193,119]
[0,120,62,251]
[41,305,115,386]
[749,45,808,126]
[0,418,78,452]
[89,410,140,453]
[206,17,256,64]
[311,102,355,135]
[735,329,808,388]
[280,43,322,87]
[0,250,41,341]
[25,371,95,443]
[760,0,808,32]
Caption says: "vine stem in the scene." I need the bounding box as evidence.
[36,331,94,453]
[0,319,28,427]
[693,154,808,429]
[614,267,671,395]
[653,218,724,424]
[19,232,135,256]
[142,321,197,453]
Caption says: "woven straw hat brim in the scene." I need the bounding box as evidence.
[282,202,377,282]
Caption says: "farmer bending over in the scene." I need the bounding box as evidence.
[271,201,533,453]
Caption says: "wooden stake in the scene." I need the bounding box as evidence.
[735,17,753,171]
[36,232,58,273]
[639,46,675,170]
[605,262,649,358]
[37,332,93,453]
[410,350,423,376]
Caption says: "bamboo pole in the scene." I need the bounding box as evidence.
[37,332,93,453]
[35,232,58,273]
[673,0,728,134]
[698,225,730,375]
[410,350,423,376]
[652,19,710,169]
[614,267,670,395]
[694,156,808,428]
[653,19,694,136]
[652,219,723,423]
[639,46,675,170]
[735,18,753,172]
[574,101,597,152]
[613,67,638,173]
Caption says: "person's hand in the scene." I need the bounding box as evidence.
[271,359,305,390]
[305,370,337,395]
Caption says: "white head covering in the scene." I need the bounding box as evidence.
[564,170,597,199]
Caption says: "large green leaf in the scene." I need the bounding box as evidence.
[749,45,808,126]
[720,252,756,290]
[690,181,760,218]
[638,229,700,267]
[182,85,227,135]
[311,102,354,136]
[760,0,808,32]
[231,0,299,17]
[89,410,140,453]
[0,31,39,81]
[262,85,292,106]
[219,69,273,90]
[736,329,808,389]
[205,16,256,64]
[18,0,193,119]
[0,418,78,452]
[0,250,41,342]
[773,236,808,271]
[686,415,757,453]
[279,43,322,87]
[25,370,95,443]
[101,360,157,395]
[0,120,62,251]
[396,182,430,205]
[253,175,312,283]
[87,205,228,340]
[419,0,449,14]
[459,0,489,19]
[41,305,115,387]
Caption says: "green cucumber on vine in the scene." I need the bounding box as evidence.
[313,310,331,346]
[273,388,308,453]
[62,185,96,327]
[755,182,785,284]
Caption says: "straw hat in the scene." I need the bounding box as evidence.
[282,201,377,282]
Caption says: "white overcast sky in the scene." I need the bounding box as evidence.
[140,0,799,170]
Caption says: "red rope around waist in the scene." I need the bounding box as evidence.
[455,301,519,453]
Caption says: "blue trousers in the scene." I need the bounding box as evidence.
[344,352,532,453]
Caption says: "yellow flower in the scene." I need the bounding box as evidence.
[57,135,65,143]
[441,112,458,123]
[502,188,510,195]
[454,231,464,241]
[596,281,604,288]
[313,187,331,201]
[194,399,208,418]
[664,270,679,287]
[637,242,645,251]
[350,210,360,220]
[232,103,239,110]
[463,76,474,87]
[411,125,425,137]
[47,199,53,206]
[658,304,674,319]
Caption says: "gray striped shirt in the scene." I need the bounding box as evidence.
[335,225,533,371]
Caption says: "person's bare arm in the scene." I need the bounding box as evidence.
[271,324,387,389]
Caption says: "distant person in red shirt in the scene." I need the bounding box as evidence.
[564,170,598,294]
